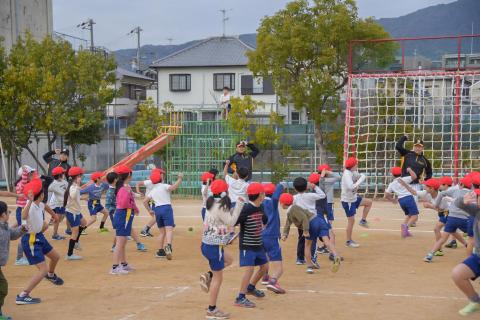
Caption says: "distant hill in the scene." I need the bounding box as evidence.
[113,0,480,70]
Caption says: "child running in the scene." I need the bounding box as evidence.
[81,172,109,233]
[143,170,183,260]
[199,179,245,319]
[224,160,249,207]
[341,157,371,248]
[48,167,68,241]
[138,168,165,238]
[16,179,64,305]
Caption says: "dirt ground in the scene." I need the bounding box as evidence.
[1,197,478,320]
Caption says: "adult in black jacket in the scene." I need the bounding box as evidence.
[228,141,259,181]
[395,136,432,184]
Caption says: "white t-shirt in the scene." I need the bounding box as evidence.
[201,185,209,208]
[143,179,154,194]
[386,176,414,199]
[147,183,172,206]
[225,175,248,203]
[220,93,230,107]
[341,170,366,203]
[293,186,326,214]
[26,201,45,234]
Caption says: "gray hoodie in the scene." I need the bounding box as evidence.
[0,221,26,266]
[455,197,480,257]
[435,186,470,219]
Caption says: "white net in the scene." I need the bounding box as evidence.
[344,71,480,198]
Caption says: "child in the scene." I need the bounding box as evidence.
[341,157,371,248]
[111,165,138,275]
[292,177,341,273]
[138,168,165,238]
[48,167,68,241]
[260,182,286,294]
[451,189,480,316]
[106,172,146,253]
[64,167,88,260]
[16,179,64,305]
[143,170,183,260]
[224,160,249,207]
[0,201,27,317]
[439,176,459,249]
[424,177,472,262]
[466,174,480,256]
[199,179,245,319]
[201,172,215,221]
[14,165,36,266]
[384,167,418,238]
[318,164,341,225]
[81,172,109,233]
[234,182,268,308]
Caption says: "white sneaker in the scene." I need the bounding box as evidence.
[346,240,360,248]
[65,254,83,260]
[121,264,135,272]
[110,266,129,275]
[14,257,29,266]
[74,242,82,251]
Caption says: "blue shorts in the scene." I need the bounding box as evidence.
[239,249,268,267]
[201,207,206,221]
[88,199,104,216]
[108,209,116,229]
[53,207,65,215]
[114,208,134,237]
[154,204,174,228]
[306,216,330,240]
[467,216,475,238]
[438,210,448,224]
[201,243,225,271]
[341,196,363,217]
[15,207,22,226]
[444,216,468,234]
[66,211,83,228]
[398,195,419,216]
[262,236,282,262]
[21,233,53,265]
[462,254,480,280]
[326,203,334,221]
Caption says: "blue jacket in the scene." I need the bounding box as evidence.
[80,182,109,200]
[262,184,284,238]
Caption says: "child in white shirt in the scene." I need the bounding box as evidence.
[223,160,249,207]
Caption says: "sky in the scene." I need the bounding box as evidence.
[52,0,456,50]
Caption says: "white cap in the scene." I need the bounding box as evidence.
[17,165,35,176]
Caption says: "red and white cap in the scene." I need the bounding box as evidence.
[23,178,43,197]
[317,164,332,172]
[201,172,215,183]
[422,178,440,190]
[345,157,358,169]
[51,167,66,176]
[247,182,264,195]
[438,176,453,186]
[279,193,293,206]
[390,167,402,177]
[210,179,228,195]
[150,169,163,184]
[114,165,132,175]
[460,176,472,189]
[263,183,276,195]
[68,166,84,177]
[90,172,104,181]
[308,173,321,184]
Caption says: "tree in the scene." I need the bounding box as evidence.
[247,0,397,163]
[126,98,169,145]
[64,123,104,166]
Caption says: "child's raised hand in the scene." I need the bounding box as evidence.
[178,172,184,179]
[225,160,230,165]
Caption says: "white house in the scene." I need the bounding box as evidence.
[148,36,305,124]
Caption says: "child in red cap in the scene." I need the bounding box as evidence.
[48,167,68,241]
[201,172,215,221]
[80,172,110,233]
[137,167,165,238]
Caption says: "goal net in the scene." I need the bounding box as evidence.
[344,35,480,198]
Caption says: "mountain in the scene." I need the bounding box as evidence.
[113,0,480,70]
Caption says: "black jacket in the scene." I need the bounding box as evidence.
[228,143,259,181]
[395,136,432,184]
[43,151,71,178]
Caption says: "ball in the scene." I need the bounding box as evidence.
[188,227,193,232]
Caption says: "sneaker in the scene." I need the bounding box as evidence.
[410,222,417,227]
[329,253,344,262]
[155,249,167,258]
[164,244,173,260]
[140,229,153,237]
[74,242,82,251]
[45,273,64,285]
[261,274,270,285]
[98,227,109,233]
[458,302,480,316]
[434,250,444,257]
[246,287,265,298]
[346,240,360,248]
[331,255,341,273]
[359,219,369,228]
[296,259,306,265]
[65,254,82,260]
[136,243,147,252]
[424,252,433,263]
[111,245,115,252]
[445,240,457,249]
[52,234,65,240]
[405,229,413,237]
[200,272,212,293]
[109,266,129,275]
[317,245,330,254]
[306,266,314,274]
[80,229,88,235]
[15,294,41,305]
[266,281,286,294]
[122,264,135,272]
[65,229,72,235]
[14,257,29,266]
[311,260,321,269]
[206,308,230,319]
[401,224,408,238]
[234,297,255,308]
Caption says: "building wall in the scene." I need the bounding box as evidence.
[0,0,53,52]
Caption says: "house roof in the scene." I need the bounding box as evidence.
[116,67,154,81]
[150,36,254,68]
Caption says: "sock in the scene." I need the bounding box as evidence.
[208,305,216,311]
[238,293,246,300]
[67,239,75,256]
[469,294,480,303]
[247,284,255,292]
[47,272,54,278]
[77,227,86,243]
[208,271,213,278]
[19,291,28,297]
[145,226,151,232]
[112,264,119,269]
[100,221,105,229]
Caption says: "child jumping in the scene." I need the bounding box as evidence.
[48,167,68,241]
[81,172,109,233]
[224,161,249,207]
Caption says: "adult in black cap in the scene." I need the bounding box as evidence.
[42,148,72,204]
[395,135,432,187]
[227,141,259,181]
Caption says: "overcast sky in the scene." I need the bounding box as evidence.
[52,0,456,50]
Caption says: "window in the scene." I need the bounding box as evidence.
[169,74,191,91]
[121,84,146,100]
[252,77,263,94]
[241,75,274,95]
[213,73,235,91]
[291,112,300,125]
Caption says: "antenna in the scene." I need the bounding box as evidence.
[166,38,174,45]
[129,26,143,71]
[77,18,95,51]
[219,9,232,37]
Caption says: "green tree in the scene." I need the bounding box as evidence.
[64,123,104,166]
[247,0,397,163]
[126,98,169,145]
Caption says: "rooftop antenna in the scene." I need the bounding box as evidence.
[219,9,232,37]
[128,26,143,71]
[77,18,95,51]
[166,38,174,45]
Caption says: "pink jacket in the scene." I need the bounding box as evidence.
[116,185,139,213]
[15,168,29,208]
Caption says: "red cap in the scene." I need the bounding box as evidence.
[150,169,163,184]
[470,172,480,186]
[51,167,65,176]
[91,172,104,181]
[460,176,472,189]
[114,165,132,175]
[474,189,480,196]
[345,157,358,169]
[308,173,321,184]
[158,168,166,174]
[317,164,332,172]
[68,166,84,177]
[210,179,228,194]
[263,183,276,195]
[439,176,453,186]
[247,182,264,195]
[422,178,440,190]
[390,167,402,177]
[23,178,43,197]
[201,172,214,183]
[279,193,293,206]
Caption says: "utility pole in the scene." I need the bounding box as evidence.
[129,26,143,71]
[77,18,95,51]
[219,9,231,37]
[166,38,174,45]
